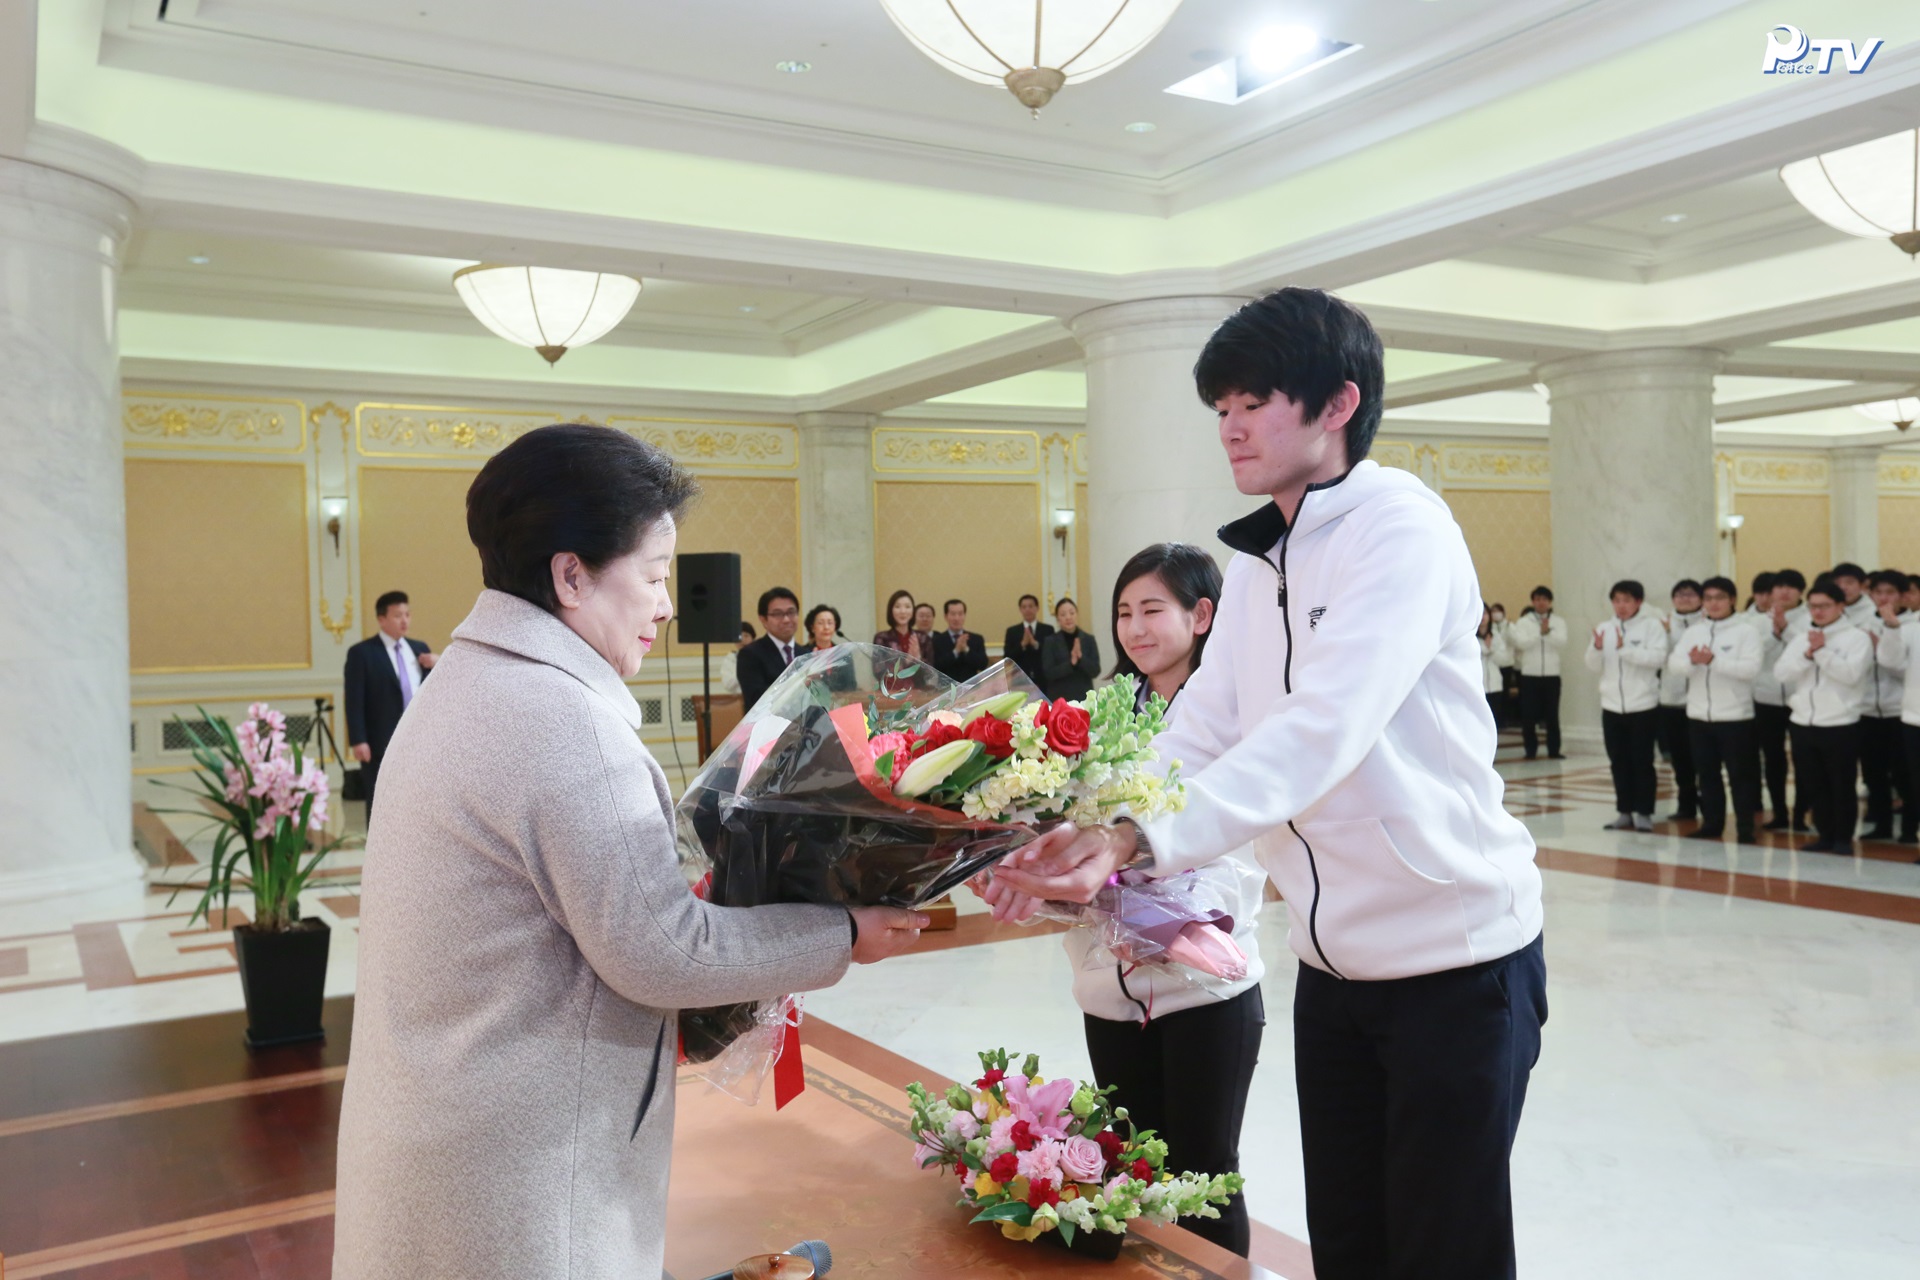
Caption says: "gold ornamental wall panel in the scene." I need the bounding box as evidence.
[1727,452,1830,495]
[356,405,796,470]
[1878,455,1920,493]
[123,392,308,454]
[1732,494,1830,586]
[1073,481,1091,613]
[666,477,802,658]
[873,480,1043,643]
[610,417,797,470]
[1372,440,1417,474]
[126,458,312,672]
[872,427,1040,476]
[1444,490,1552,615]
[1438,444,1551,491]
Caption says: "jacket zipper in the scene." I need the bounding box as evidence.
[1703,621,1714,722]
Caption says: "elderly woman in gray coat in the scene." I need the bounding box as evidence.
[333,425,927,1280]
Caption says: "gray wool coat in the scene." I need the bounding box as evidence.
[333,590,853,1280]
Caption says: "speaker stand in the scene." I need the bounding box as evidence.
[700,641,714,760]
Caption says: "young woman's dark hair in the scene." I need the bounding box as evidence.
[467,424,697,614]
[1110,543,1224,682]
[738,622,757,641]
[883,589,915,633]
[1192,287,1386,468]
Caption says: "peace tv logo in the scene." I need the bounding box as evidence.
[1761,24,1882,74]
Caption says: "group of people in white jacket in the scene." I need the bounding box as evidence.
[1519,562,1920,853]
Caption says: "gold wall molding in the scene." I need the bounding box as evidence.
[355,403,795,469]
[1438,444,1551,490]
[1878,454,1920,492]
[1728,451,1831,495]
[1372,440,1417,472]
[1071,432,1088,477]
[609,416,798,470]
[872,427,1040,475]
[123,392,309,454]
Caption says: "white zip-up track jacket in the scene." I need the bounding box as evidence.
[1506,611,1567,677]
[1774,618,1872,727]
[1666,617,1763,722]
[1134,461,1543,982]
[1585,611,1669,714]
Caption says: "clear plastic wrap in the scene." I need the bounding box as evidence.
[1028,859,1264,995]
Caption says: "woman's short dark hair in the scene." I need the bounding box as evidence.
[1110,543,1224,683]
[804,603,841,637]
[1193,287,1385,468]
[467,424,697,613]
[739,622,757,640]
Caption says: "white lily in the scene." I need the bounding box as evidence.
[894,739,979,797]
[963,691,1029,725]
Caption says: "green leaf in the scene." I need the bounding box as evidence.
[872,749,896,779]
[969,1201,1033,1227]
[1057,1220,1076,1247]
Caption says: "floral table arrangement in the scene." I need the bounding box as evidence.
[907,1049,1244,1256]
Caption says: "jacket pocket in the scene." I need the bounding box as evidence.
[630,1018,669,1142]
[1289,817,1476,980]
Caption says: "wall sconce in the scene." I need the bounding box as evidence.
[1052,507,1076,542]
[1719,512,1745,534]
[322,495,348,555]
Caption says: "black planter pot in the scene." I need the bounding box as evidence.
[233,918,330,1050]
[1041,1223,1125,1260]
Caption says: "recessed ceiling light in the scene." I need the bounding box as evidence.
[775,60,811,74]
[1248,24,1321,73]
[1124,121,1157,133]
[738,305,757,313]
[187,254,210,265]
[1660,213,1689,224]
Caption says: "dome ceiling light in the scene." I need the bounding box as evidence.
[1780,128,1920,258]
[453,265,642,366]
[879,0,1185,116]
[1854,397,1920,431]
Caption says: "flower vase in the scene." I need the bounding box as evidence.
[233,918,330,1049]
[1042,1225,1125,1261]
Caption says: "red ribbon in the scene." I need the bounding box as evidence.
[773,1004,805,1110]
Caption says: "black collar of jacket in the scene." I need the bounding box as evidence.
[1216,470,1353,557]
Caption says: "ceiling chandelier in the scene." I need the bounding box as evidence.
[1854,397,1920,431]
[1780,128,1920,258]
[453,265,642,365]
[879,0,1185,115]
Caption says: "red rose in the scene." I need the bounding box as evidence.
[1095,1130,1126,1165]
[1040,699,1091,755]
[975,1067,1006,1089]
[989,1151,1020,1183]
[1129,1158,1152,1181]
[1026,1177,1061,1209]
[1009,1119,1037,1152]
[963,715,1015,759]
[916,720,965,757]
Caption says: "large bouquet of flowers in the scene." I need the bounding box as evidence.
[907,1049,1243,1256]
[673,645,1184,1098]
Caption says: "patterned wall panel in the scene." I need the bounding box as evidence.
[1728,453,1830,495]
[1733,494,1830,587]
[1879,454,1920,493]
[668,477,803,657]
[1444,490,1553,615]
[356,404,795,468]
[126,459,312,672]
[357,467,484,651]
[1439,444,1551,491]
[872,427,1040,475]
[123,392,308,454]
[873,481,1043,644]
[1880,496,1920,571]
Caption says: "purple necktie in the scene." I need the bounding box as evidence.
[393,639,413,708]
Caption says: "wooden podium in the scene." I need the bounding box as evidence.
[691,694,745,760]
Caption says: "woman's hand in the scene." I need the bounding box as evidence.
[848,906,930,963]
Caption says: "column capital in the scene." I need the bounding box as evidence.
[1534,347,1726,397]
[1068,295,1252,356]
[0,153,137,251]
[1830,443,1887,468]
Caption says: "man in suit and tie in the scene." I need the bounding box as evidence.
[933,598,989,682]
[345,590,434,815]
[737,587,801,712]
[1002,593,1054,689]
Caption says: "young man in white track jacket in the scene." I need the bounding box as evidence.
[1508,586,1569,760]
[1746,569,1810,831]
[1774,577,1872,853]
[1586,580,1670,832]
[1667,577,1763,843]
[1657,579,1703,821]
[1856,571,1912,841]
[1876,593,1920,853]
[982,288,1546,1280]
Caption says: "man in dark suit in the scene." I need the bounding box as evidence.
[933,599,989,682]
[1002,593,1054,689]
[344,590,434,815]
[737,587,801,712]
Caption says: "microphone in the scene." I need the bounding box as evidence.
[694,1240,832,1280]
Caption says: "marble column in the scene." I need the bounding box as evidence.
[0,157,139,902]
[1828,445,1883,569]
[1068,297,1251,655]
[796,411,879,641]
[1536,348,1723,738]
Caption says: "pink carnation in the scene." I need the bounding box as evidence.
[986,1114,1018,1155]
[912,1140,944,1168]
[1016,1140,1062,1184]
[868,732,911,783]
[944,1111,980,1142]
[1059,1135,1105,1184]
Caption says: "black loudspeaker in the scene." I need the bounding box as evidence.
[676,552,743,645]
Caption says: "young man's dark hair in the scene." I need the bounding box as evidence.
[1868,569,1909,591]
[1807,574,1844,604]
[942,598,966,614]
[1610,580,1646,601]
[1775,568,1808,591]
[1830,561,1867,582]
[375,590,409,616]
[1701,576,1737,598]
[1671,578,1703,597]
[1193,287,1386,468]
[1750,571,1777,597]
[756,587,798,617]
[1530,585,1554,603]
[1018,593,1040,608]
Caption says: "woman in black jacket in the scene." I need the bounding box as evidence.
[1040,597,1100,701]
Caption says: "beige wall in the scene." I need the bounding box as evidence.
[126,458,311,672]
[1734,494,1830,587]
[1073,481,1091,616]
[1881,495,1920,572]
[672,476,801,656]
[874,480,1043,644]
[1446,489,1553,615]
[357,466,485,652]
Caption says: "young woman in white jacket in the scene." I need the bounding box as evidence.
[1477,603,1513,725]
[1665,576,1763,842]
[1070,541,1265,1256]
[1773,577,1873,853]
[1585,580,1671,831]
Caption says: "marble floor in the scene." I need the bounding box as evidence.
[2,739,1916,1277]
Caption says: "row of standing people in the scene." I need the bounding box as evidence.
[1476,564,1920,854]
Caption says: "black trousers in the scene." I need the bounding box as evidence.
[1085,986,1264,1256]
[1657,705,1696,814]
[1906,724,1920,839]
[1689,719,1759,838]
[1601,709,1659,816]
[1754,704,1792,820]
[1791,722,1862,844]
[1517,676,1561,758]
[1858,715,1911,831]
[1295,935,1547,1280]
